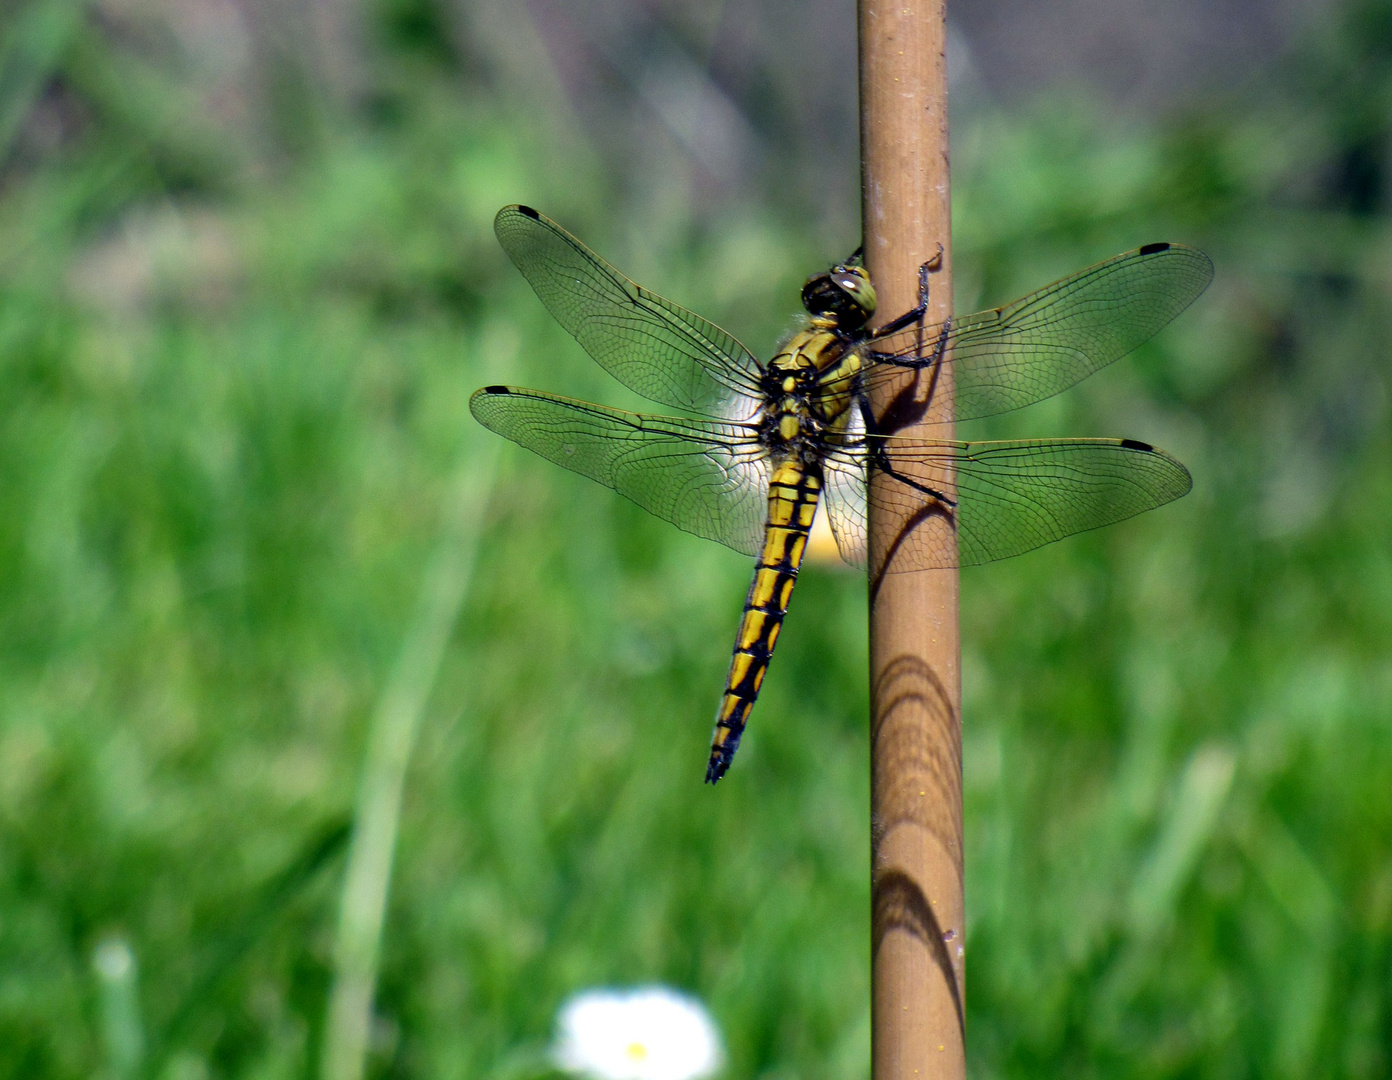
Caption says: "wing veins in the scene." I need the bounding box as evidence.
[496,207,765,413]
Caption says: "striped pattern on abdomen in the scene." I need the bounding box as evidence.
[706,457,822,783]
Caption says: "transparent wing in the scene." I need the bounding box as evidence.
[495,206,765,416]
[821,436,1192,572]
[470,385,770,557]
[864,243,1214,423]
[822,406,869,568]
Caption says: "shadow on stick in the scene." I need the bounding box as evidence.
[871,654,964,1037]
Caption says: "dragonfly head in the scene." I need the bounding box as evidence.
[801,265,877,330]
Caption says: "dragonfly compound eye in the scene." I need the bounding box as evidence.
[832,269,877,316]
[801,268,876,327]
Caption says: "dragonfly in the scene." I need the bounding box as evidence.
[472,205,1212,783]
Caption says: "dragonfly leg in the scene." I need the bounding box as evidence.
[875,316,951,372]
[866,243,946,342]
[868,302,925,340]
[917,243,944,306]
[877,460,957,507]
[856,395,957,508]
[862,312,952,430]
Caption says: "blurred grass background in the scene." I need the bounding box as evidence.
[1,0,1390,1077]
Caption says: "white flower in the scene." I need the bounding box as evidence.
[552,986,724,1080]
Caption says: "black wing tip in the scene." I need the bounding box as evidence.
[1117,438,1195,496]
[495,205,541,229]
[1136,240,1215,274]
[479,384,512,395]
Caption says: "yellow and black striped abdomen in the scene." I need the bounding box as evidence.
[706,457,821,783]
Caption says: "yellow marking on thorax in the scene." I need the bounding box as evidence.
[812,348,863,432]
[770,329,837,373]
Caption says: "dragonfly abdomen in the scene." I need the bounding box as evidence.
[706,457,822,783]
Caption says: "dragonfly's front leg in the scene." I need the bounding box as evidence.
[866,243,943,339]
[866,246,952,383]
[862,249,953,434]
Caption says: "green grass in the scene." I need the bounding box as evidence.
[2,3,1392,1078]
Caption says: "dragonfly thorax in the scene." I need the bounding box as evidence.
[757,327,861,455]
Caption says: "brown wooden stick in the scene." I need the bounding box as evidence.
[859,2,965,1079]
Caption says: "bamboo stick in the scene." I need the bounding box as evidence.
[859,3,965,1079]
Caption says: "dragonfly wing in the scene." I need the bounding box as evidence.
[865,243,1214,422]
[949,437,1192,566]
[824,436,1192,572]
[821,410,869,569]
[470,385,770,557]
[495,206,765,416]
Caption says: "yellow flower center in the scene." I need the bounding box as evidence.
[625,1041,650,1062]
